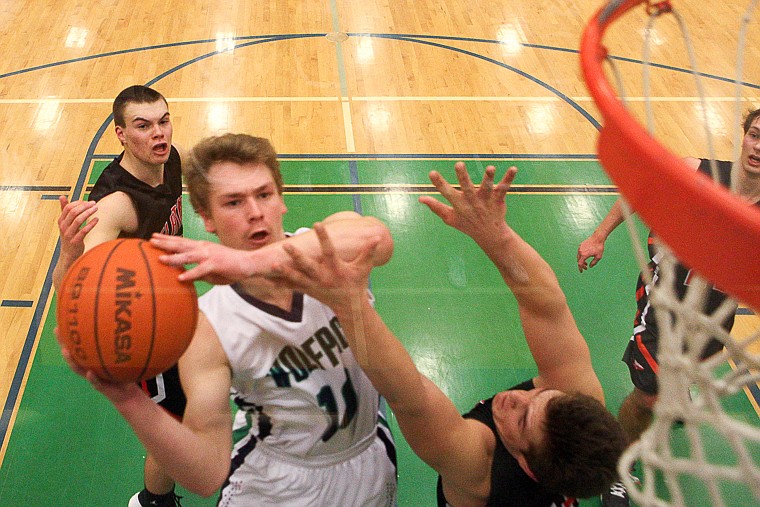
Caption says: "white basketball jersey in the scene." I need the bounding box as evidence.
[199,284,380,461]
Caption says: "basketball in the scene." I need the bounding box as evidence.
[56,238,198,383]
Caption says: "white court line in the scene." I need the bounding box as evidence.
[341,99,355,152]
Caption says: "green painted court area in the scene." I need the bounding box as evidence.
[1,159,756,506]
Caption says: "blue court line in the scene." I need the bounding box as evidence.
[359,33,601,131]
[0,244,58,447]
[347,33,760,90]
[4,32,757,93]
[0,35,321,80]
[348,160,363,214]
[737,307,756,316]
[0,301,33,308]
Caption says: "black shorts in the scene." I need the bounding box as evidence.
[138,363,186,418]
[622,328,724,395]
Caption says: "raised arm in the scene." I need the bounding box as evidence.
[263,223,486,480]
[420,162,603,402]
[52,192,138,291]
[151,211,393,284]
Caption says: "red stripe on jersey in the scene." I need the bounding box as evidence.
[636,334,659,374]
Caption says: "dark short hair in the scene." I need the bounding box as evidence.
[525,393,627,499]
[185,133,283,215]
[112,85,168,127]
[742,108,760,134]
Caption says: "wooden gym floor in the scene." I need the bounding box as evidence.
[0,1,758,505]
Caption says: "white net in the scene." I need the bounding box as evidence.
[593,1,760,506]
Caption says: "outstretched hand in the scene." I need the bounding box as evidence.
[419,162,517,246]
[265,222,379,311]
[150,234,257,285]
[57,196,98,264]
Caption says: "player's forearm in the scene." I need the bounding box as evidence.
[114,392,230,497]
[333,298,426,414]
[252,215,393,271]
[590,198,627,242]
[475,224,567,315]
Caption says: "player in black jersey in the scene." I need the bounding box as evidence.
[53,85,185,507]
[577,108,760,506]
[195,162,626,506]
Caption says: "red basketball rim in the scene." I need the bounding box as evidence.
[580,0,760,311]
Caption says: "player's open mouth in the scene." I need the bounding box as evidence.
[250,231,268,241]
[153,142,169,153]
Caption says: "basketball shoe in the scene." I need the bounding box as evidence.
[128,489,183,507]
[601,480,629,507]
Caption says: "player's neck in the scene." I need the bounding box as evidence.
[239,281,295,312]
[120,151,165,187]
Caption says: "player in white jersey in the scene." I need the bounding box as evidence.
[201,244,395,505]
[57,133,396,506]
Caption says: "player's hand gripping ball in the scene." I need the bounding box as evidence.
[57,239,198,383]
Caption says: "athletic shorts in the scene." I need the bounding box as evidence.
[138,363,186,418]
[622,328,724,395]
[218,426,397,507]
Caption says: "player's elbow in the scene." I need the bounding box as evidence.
[358,216,394,266]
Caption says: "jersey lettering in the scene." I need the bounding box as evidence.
[161,196,183,235]
[268,316,348,387]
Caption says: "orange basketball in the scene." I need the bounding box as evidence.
[56,238,198,383]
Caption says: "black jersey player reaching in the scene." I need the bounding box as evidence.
[53,85,186,507]
[577,108,760,507]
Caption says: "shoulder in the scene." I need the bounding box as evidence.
[439,418,498,505]
[82,191,139,244]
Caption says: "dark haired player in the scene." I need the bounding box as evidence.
[53,85,185,507]
[577,108,760,506]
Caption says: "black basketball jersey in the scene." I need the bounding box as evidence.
[88,146,183,239]
[634,159,737,337]
[437,380,577,507]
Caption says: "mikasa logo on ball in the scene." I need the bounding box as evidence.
[65,266,92,362]
[114,267,140,363]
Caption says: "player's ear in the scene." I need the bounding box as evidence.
[516,454,537,481]
[199,209,216,234]
[115,125,126,146]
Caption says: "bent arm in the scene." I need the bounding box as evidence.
[576,198,626,272]
[53,192,138,291]
[107,314,232,496]
[420,163,603,402]
[332,295,488,477]
[152,212,393,284]
[577,156,699,272]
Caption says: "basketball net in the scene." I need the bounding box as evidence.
[581,1,760,506]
